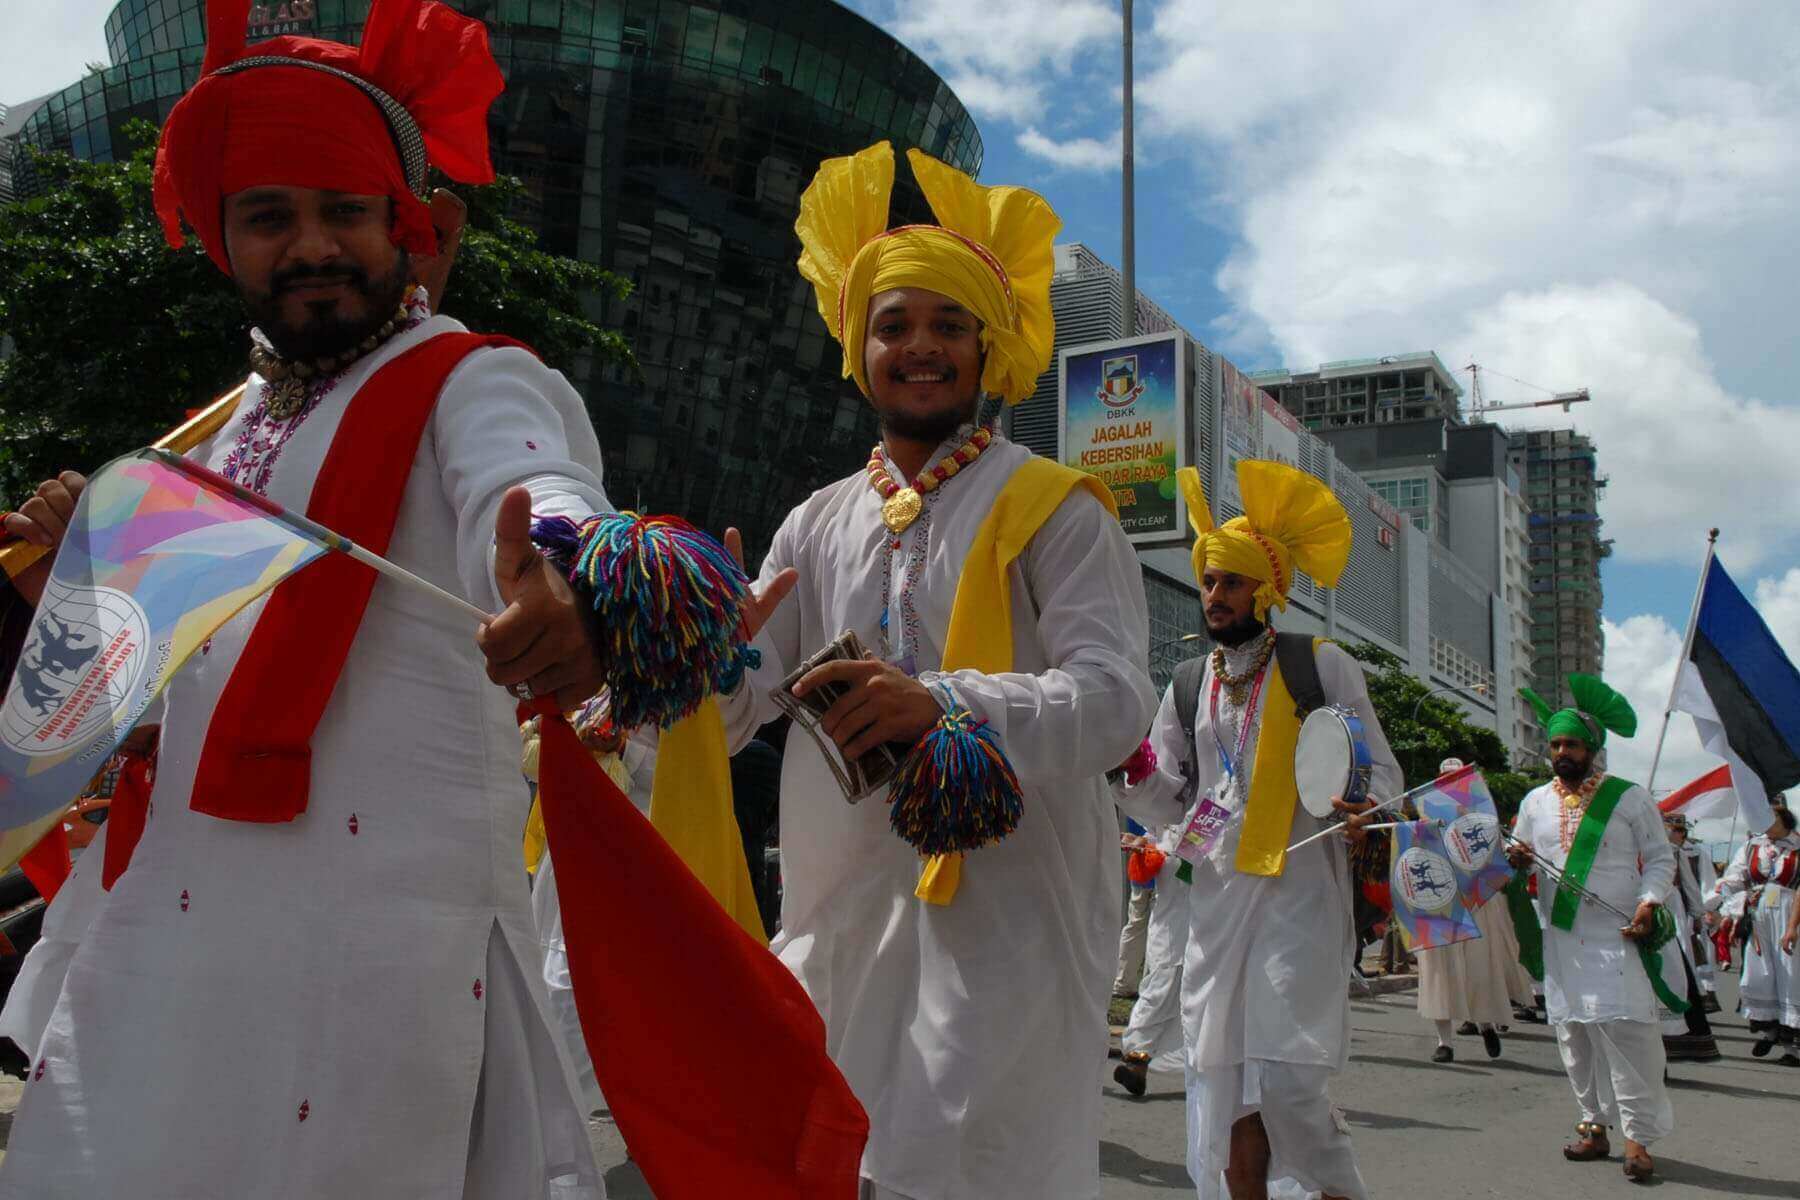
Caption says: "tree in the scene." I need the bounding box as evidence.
[0,120,632,501]
[1339,640,1547,821]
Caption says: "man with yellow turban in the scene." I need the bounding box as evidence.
[1507,676,1677,1183]
[1115,460,1401,1200]
[715,141,1156,1199]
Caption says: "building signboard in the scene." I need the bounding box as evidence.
[1217,359,1263,515]
[1260,391,1302,470]
[1059,331,1188,544]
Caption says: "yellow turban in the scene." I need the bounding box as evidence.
[1175,461,1353,619]
[795,141,1060,405]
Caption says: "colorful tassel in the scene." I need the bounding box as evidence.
[1126,847,1166,885]
[887,708,1024,857]
[531,512,752,730]
[1122,738,1158,786]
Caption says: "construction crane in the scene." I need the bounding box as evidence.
[1464,362,1591,419]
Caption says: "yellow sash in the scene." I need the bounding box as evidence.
[1231,637,1323,877]
[915,457,1118,904]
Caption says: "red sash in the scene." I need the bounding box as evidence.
[190,331,528,824]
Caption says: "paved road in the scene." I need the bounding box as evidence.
[589,974,1798,1198]
[0,980,1791,1197]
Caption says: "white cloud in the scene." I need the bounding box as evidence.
[1132,0,1800,575]
[0,2,113,105]
[1017,126,1122,172]
[1754,569,1800,656]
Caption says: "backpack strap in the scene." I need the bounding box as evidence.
[1171,656,1207,791]
[1274,631,1327,720]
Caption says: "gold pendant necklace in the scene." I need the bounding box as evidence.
[865,427,993,534]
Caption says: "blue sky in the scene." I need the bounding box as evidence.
[7,0,1799,795]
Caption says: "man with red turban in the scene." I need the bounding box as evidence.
[0,2,615,1193]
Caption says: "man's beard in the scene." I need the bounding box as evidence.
[1552,754,1592,785]
[239,253,409,362]
[1208,614,1265,649]
[879,400,979,446]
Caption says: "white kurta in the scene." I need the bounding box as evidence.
[1116,639,1401,1200]
[0,825,113,1061]
[1416,893,1527,1027]
[0,316,609,1199]
[720,433,1155,1200]
[1674,842,1719,991]
[1711,834,1800,1027]
[1512,780,1675,1025]
[1119,822,1191,1071]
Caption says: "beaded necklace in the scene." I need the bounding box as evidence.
[866,426,993,533]
[1553,771,1606,852]
[1210,628,1275,708]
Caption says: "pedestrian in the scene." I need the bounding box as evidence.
[716,139,1157,1199]
[1116,459,1401,1200]
[1657,814,1721,1062]
[0,2,618,1190]
[1115,817,1157,1000]
[1510,676,1676,1184]
[1113,810,1192,1097]
[1707,803,1800,1062]
[1666,814,1722,1010]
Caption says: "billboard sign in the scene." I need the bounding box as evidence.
[1217,360,1269,515]
[1260,391,1302,470]
[1059,332,1188,544]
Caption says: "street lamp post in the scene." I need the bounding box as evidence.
[1151,632,1204,656]
[1412,683,1489,724]
[1120,0,1135,339]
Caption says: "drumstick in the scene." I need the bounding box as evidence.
[1285,785,1424,853]
[1500,831,1639,925]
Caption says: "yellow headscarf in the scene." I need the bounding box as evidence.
[1175,461,1353,619]
[795,141,1060,404]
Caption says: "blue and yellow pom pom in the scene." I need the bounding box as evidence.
[887,708,1024,857]
[532,511,752,730]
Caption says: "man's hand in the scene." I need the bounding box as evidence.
[1332,795,1379,846]
[1120,832,1155,852]
[1620,900,1660,942]
[3,471,87,605]
[1506,841,1535,870]
[793,656,941,761]
[723,527,796,643]
[1782,929,1797,956]
[476,486,605,711]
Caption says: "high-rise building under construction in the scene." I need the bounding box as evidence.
[1508,428,1609,707]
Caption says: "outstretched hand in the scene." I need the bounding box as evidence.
[724,527,797,643]
[476,486,605,711]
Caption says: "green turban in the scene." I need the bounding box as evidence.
[1521,674,1638,749]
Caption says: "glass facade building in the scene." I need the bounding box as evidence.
[9,0,983,552]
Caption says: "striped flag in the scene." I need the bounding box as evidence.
[1672,558,1800,834]
[1657,764,1737,823]
[0,450,333,829]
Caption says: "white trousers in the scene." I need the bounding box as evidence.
[1184,1060,1368,1200]
[1115,885,1154,993]
[1123,875,1190,1068]
[1554,1019,1674,1145]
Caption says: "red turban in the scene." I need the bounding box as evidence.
[153,0,503,275]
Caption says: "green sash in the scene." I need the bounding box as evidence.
[1549,776,1689,1013]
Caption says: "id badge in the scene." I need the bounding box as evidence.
[1173,794,1234,865]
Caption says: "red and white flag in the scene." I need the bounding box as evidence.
[1658,764,1738,823]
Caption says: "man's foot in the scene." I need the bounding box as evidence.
[1482,1027,1502,1058]
[1431,1044,1453,1063]
[1779,1051,1800,1068]
[1622,1140,1654,1183]
[1456,1020,1479,1036]
[1564,1122,1610,1161]
[1752,1035,1777,1058]
[1703,993,1722,1014]
[1112,1052,1149,1098]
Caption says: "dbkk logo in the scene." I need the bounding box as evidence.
[1,582,151,759]
[1098,355,1146,408]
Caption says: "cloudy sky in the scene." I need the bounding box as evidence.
[5,1,1798,822]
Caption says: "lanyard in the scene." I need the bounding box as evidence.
[1208,664,1268,785]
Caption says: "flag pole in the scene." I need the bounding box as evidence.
[149,449,491,625]
[1646,527,1720,792]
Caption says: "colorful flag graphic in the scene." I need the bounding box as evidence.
[1413,766,1514,910]
[1389,818,1481,951]
[0,451,332,828]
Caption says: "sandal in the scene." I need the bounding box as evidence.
[1563,1121,1610,1162]
[1622,1140,1654,1183]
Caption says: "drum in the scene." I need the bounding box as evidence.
[1293,705,1374,820]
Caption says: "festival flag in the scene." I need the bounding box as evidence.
[1388,818,1481,951]
[1657,764,1738,823]
[0,450,334,829]
[1671,556,1800,834]
[1412,766,1514,909]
